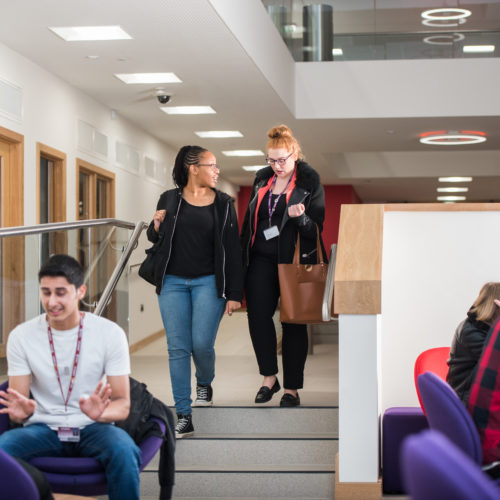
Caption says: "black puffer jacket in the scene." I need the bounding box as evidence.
[447,311,491,405]
[240,161,326,270]
[146,188,243,301]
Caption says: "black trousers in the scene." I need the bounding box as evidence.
[245,253,308,390]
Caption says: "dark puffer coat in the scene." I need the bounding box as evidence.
[240,161,326,270]
[447,311,492,405]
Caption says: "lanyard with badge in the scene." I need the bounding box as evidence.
[263,169,295,241]
[47,313,83,442]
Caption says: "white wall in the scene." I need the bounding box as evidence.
[0,41,237,345]
[380,210,500,412]
[295,58,500,119]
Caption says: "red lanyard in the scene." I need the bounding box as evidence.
[47,313,83,411]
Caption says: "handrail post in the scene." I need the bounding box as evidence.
[94,221,147,316]
[322,244,337,322]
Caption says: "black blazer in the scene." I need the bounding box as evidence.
[146,188,243,301]
[240,161,327,270]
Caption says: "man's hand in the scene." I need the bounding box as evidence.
[79,381,112,421]
[0,387,36,423]
[225,300,241,316]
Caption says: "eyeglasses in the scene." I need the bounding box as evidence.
[197,163,220,171]
[266,152,293,167]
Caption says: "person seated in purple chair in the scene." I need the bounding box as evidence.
[447,282,500,405]
[0,254,141,500]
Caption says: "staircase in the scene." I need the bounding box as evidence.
[140,404,338,499]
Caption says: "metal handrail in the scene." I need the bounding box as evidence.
[0,218,148,317]
[95,221,148,315]
[322,244,337,322]
[0,218,138,237]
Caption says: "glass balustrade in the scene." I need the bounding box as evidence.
[263,0,500,62]
[0,220,147,363]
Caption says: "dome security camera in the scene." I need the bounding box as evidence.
[156,94,171,104]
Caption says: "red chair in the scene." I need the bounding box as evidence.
[414,346,450,412]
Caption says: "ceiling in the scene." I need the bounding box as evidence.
[0,0,499,203]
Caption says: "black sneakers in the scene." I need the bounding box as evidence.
[195,384,213,406]
[175,413,194,438]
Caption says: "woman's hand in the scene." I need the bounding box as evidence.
[225,300,241,316]
[153,210,166,232]
[288,203,305,218]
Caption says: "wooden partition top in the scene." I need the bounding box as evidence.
[334,203,500,315]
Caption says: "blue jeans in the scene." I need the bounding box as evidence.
[158,274,226,415]
[0,422,141,500]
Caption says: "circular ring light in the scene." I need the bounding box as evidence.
[419,130,487,146]
[423,33,465,45]
[422,17,466,27]
[421,8,471,20]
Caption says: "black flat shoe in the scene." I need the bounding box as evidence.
[255,379,281,403]
[280,393,300,407]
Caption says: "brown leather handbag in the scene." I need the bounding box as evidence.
[278,227,328,324]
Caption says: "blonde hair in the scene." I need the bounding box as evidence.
[266,125,303,160]
[469,282,500,324]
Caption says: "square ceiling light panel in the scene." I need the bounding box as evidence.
[161,106,216,115]
[115,73,182,84]
[195,131,243,138]
[49,26,132,41]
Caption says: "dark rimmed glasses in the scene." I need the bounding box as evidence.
[266,152,293,167]
[197,163,220,171]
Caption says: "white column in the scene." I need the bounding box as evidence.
[338,314,380,482]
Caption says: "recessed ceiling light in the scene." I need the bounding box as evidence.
[49,26,132,41]
[463,45,495,54]
[115,73,182,84]
[437,187,469,193]
[420,130,487,146]
[222,150,265,157]
[423,33,464,46]
[421,8,471,21]
[438,177,473,183]
[195,131,243,138]
[332,48,343,56]
[421,18,467,27]
[161,106,216,115]
[437,196,466,202]
[242,165,267,171]
[86,55,100,60]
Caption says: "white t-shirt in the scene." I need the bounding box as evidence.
[7,312,130,429]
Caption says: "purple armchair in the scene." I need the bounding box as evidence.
[0,448,40,499]
[401,430,500,500]
[416,371,482,464]
[0,380,165,496]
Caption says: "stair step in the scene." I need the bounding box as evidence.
[147,434,337,468]
[175,464,334,472]
[140,469,335,499]
[180,406,338,434]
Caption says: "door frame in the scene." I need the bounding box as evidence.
[36,142,67,223]
[0,126,24,358]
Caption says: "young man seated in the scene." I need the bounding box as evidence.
[0,254,141,500]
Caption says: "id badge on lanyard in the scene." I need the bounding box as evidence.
[47,313,84,442]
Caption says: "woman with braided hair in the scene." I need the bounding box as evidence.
[146,145,243,437]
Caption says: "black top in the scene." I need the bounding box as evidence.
[166,200,215,278]
[447,311,491,405]
[252,191,286,258]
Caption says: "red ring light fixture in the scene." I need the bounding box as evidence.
[419,130,487,146]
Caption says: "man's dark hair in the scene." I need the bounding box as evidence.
[38,254,85,288]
